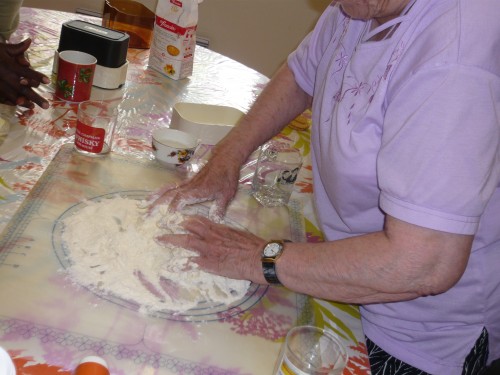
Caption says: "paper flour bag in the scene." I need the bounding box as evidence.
[148,0,202,80]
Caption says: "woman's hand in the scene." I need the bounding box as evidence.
[156,215,268,283]
[149,64,311,221]
[149,149,242,222]
[0,38,50,109]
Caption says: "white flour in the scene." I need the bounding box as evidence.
[60,196,250,315]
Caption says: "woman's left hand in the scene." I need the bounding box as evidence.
[156,215,268,284]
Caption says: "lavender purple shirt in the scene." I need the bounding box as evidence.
[288,0,500,373]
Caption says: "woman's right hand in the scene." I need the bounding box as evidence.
[150,64,311,221]
[149,151,242,222]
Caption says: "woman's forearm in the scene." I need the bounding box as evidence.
[277,216,473,304]
[211,63,312,168]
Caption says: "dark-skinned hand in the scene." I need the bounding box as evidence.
[0,38,50,109]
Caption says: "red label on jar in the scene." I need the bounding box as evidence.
[75,120,105,153]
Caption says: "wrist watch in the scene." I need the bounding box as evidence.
[261,240,287,285]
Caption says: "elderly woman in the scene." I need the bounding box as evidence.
[153,0,500,373]
[0,0,50,109]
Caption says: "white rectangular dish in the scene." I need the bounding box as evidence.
[170,102,244,145]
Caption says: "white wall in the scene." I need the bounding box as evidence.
[22,0,331,77]
[198,0,330,77]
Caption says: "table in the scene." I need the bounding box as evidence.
[0,7,371,375]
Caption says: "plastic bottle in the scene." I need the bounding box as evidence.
[102,0,156,49]
[74,356,110,375]
[0,347,16,375]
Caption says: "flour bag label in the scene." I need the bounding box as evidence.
[148,0,202,80]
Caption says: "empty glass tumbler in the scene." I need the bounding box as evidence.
[252,141,303,207]
[275,326,348,375]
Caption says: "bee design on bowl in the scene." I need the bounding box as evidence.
[169,148,194,165]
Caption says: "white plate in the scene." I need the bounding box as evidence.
[52,190,268,322]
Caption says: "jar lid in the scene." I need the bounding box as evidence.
[75,356,109,375]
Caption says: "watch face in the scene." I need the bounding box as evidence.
[263,242,281,257]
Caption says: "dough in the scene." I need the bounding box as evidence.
[61,196,250,315]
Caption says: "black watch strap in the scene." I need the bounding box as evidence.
[262,261,281,284]
[261,240,291,285]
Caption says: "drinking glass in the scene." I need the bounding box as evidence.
[251,141,302,207]
[275,326,348,375]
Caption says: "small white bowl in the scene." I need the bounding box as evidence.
[152,128,198,167]
[170,102,244,145]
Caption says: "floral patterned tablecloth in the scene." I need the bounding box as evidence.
[0,7,370,375]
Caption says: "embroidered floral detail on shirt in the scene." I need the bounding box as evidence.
[334,39,407,126]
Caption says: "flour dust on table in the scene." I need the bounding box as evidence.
[59,195,250,315]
